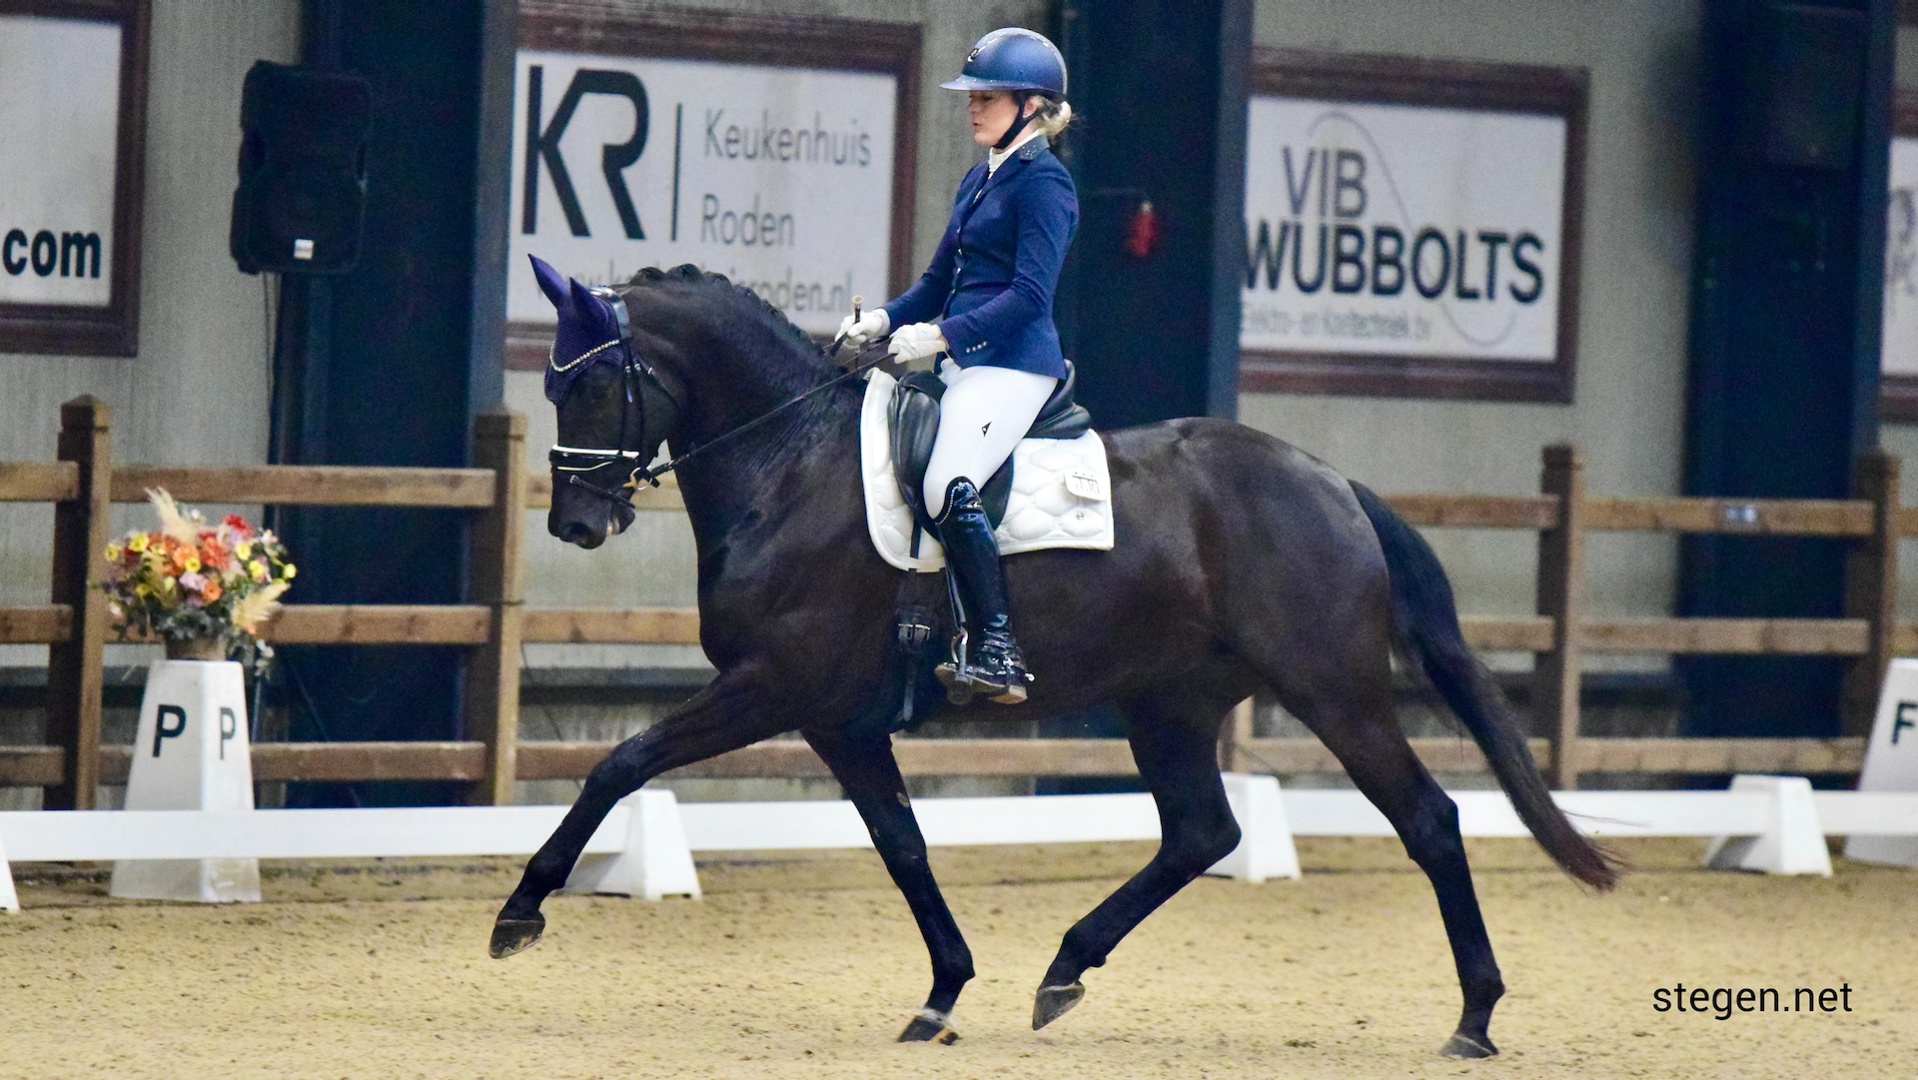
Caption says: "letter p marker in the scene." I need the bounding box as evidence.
[153,705,188,757]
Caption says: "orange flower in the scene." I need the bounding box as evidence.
[200,535,231,571]
[200,577,222,602]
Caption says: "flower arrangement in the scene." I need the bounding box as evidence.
[102,490,296,660]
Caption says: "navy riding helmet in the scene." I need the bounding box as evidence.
[941,28,1067,149]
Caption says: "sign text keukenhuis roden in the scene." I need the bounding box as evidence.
[509,51,897,337]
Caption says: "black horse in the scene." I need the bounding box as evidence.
[492,262,1617,1058]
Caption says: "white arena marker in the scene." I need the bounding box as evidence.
[563,789,701,900]
[1704,775,1832,876]
[109,659,261,903]
[0,828,18,912]
[1845,658,1918,868]
[1206,773,1300,882]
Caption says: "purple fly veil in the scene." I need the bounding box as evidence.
[531,254,626,404]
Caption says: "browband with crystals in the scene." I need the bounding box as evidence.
[548,338,620,374]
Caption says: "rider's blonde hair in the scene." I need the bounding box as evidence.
[1030,98,1073,139]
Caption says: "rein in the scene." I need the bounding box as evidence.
[626,339,893,489]
[549,287,892,509]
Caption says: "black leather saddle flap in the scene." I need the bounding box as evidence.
[888,372,1011,539]
[885,362,1094,547]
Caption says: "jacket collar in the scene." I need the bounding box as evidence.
[971,134,1048,193]
[988,128,1047,173]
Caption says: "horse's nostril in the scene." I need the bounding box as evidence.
[558,520,592,546]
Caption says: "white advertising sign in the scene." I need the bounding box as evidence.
[509,51,897,337]
[1242,96,1567,363]
[1884,136,1918,377]
[0,15,121,306]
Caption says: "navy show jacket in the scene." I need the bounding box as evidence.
[884,136,1078,378]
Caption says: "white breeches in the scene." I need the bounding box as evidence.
[922,361,1060,519]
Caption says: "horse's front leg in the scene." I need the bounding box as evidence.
[490,669,783,958]
[803,725,973,1044]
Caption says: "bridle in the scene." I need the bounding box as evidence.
[549,286,894,510]
[547,286,685,507]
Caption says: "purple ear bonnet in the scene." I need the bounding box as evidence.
[531,255,625,403]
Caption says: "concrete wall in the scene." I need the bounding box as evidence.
[4,3,1912,675]
[1239,0,1701,669]
[373,2,1918,669]
[506,0,1048,670]
[0,2,301,672]
[0,2,299,805]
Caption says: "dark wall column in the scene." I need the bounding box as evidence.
[1679,0,1896,739]
[1055,0,1252,427]
[270,1,491,804]
[1039,0,1251,792]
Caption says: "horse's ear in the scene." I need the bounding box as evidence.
[529,255,570,312]
[568,278,610,327]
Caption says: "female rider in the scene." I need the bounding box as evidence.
[840,27,1076,706]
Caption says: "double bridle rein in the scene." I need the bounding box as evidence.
[548,286,892,510]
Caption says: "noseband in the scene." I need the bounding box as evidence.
[547,287,683,507]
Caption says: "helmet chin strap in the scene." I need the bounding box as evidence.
[994,91,1036,150]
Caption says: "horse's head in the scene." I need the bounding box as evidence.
[532,255,683,548]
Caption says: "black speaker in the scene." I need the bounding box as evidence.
[1736,2,1867,171]
[231,61,372,274]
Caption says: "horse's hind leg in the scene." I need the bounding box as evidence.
[804,725,973,1044]
[491,673,786,958]
[1033,684,1247,1030]
[1274,648,1506,1058]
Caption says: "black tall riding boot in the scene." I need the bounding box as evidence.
[932,478,1031,705]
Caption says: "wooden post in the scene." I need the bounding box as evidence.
[1218,697,1255,772]
[464,408,526,805]
[46,397,112,810]
[1534,444,1586,790]
[1842,450,1900,737]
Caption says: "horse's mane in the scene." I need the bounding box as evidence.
[620,264,830,374]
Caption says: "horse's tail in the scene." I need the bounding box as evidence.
[1350,480,1620,891]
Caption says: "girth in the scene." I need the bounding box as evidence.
[888,360,1093,552]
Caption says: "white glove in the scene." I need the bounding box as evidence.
[838,308,890,345]
[888,321,949,361]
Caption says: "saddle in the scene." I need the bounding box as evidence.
[888,360,1093,540]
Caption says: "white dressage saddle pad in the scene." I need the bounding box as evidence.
[861,368,1115,573]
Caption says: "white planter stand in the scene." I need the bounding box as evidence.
[109,659,261,902]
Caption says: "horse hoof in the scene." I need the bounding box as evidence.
[897,1009,960,1045]
[489,915,546,959]
[1032,982,1085,1029]
[1439,1031,1498,1058]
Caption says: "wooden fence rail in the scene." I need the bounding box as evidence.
[0,399,1900,803]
